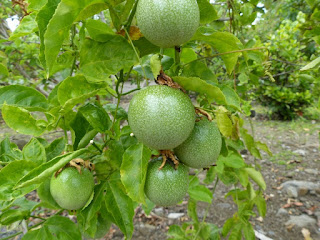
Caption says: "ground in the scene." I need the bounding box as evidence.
[0,100,319,240]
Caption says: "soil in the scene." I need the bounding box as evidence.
[0,89,319,240]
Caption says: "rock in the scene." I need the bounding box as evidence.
[254,230,273,240]
[293,149,306,156]
[153,208,164,217]
[285,215,316,228]
[298,188,309,196]
[304,169,319,175]
[281,181,320,197]
[286,186,298,198]
[216,203,231,210]
[276,208,289,217]
[285,171,295,178]
[167,213,184,219]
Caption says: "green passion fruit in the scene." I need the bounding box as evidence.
[144,159,189,206]
[136,0,200,48]
[174,119,222,169]
[128,85,195,150]
[50,167,94,210]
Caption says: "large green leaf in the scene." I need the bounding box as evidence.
[301,57,320,71]
[57,75,107,111]
[44,0,108,74]
[188,177,213,203]
[79,103,112,132]
[220,85,241,111]
[45,137,65,161]
[0,85,48,111]
[86,19,115,42]
[2,104,47,136]
[197,0,219,24]
[172,76,227,105]
[22,216,82,240]
[0,63,8,77]
[37,179,60,209]
[15,149,87,189]
[193,30,243,74]
[70,111,93,150]
[0,137,22,163]
[216,107,233,137]
[245,168,266,190]
[78,182,107,237]
[9,13,38,40]
[120,143,151,204]
[36,0,61,69]
[105,172,134,240]
[219,151,245,169]
[22,138,47,164]
[0,160,37,201]
[181,60,217,82]
[80,37,137,82]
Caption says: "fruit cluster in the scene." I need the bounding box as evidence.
[128,85,222,206]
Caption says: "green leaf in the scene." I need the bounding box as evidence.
[228,222,242,240]
[172,76,227,104]
[167,225,186,239]
[141,198,155,216]
[105,173,134,240]
[0,209,29,225]
[70,111,93,150]
[51,51,75,75]
[219,151,245,169]
[255,141,272,156]
[78,182,107,237]
[120,143,151,204]
[44,0,108,74]
[86,19,115,42]
[193,31,243,74]
[22,138,46,164]
[0,160,37,201]
[182,60,217,82]
[80,37,137,82]
[79,103,112,132]
[37,179,60,209]
[133,37,159,57]
[254,195,267,217]
[244,168,266,190]
[2,104,47,136]
[301,57,320,71]
[188,177,213,203]
[15,149,87,189]
[240,128,262,159]
[0,137,22,162]
[216,108,233,137]
[45,137,65,161]
[58,75,107,111]
[22,215,82,240]
[242,223,255,240]
[222,218,235,237]
[150,54,162,79]
[197,0,219,24]
[9,13,38,40]
[36,0,61,69]
[0,85,49,111]
[0,63,9,77]
[187,198,199,224]
[27,0,48,11]
[220,85,241,111]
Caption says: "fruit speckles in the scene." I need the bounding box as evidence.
[144,159,189,206]
[136,0,200,48]
[128,85,195,150]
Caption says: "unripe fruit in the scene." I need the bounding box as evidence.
[136,0,200,48]
[128,85,195,150]
[174,119,222,169]
[144,159,189,206]
[50,167,94,210]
